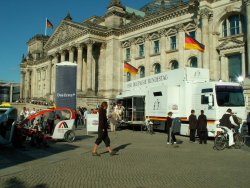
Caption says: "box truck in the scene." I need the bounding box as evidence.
[117,68,247,137]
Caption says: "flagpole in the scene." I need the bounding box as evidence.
[45,17,47,36]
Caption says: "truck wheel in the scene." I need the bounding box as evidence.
[64,130,75,143]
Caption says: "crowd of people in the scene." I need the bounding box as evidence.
[11,100,249,153]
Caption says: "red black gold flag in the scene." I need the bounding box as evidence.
[124,62,138,75]
[47,19,53,29]
[184,34,205,52]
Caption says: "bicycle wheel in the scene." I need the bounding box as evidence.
[64,130,75,143]
[214,134,227,150]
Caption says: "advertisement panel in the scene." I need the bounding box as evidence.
[55,62,77,110]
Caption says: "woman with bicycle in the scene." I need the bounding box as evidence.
[219,109,238,147]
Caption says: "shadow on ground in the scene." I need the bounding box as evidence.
[0,142,79,170]
[3,177,48,188]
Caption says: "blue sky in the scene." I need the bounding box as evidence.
[0,0,150,83]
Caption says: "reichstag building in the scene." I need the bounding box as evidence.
[20,0,250,107]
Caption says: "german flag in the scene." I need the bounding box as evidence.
[47,19,53,29]
[184,34,205,52]
[124,62,138,75]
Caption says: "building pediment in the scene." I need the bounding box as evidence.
[44,21,88,50]
[216,38,245,51]
[184,23,197,31]
[165,28,177,36]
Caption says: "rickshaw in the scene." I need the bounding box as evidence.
[3,107,76,148]
[21,107,76,143]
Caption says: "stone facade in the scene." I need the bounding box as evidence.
[20,0,250,108]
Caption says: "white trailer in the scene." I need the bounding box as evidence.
[117,68,247,137]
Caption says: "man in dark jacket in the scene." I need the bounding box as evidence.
[165,112,176,144]
[189,109,197,143]
[197,110,207,144]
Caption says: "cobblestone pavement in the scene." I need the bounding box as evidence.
[1,128,250,188]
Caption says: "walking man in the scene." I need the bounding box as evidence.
[165,112,176,144]
[189,109,197,143]
[197,110,208,144]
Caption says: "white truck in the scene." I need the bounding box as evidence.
[117,68,247,137]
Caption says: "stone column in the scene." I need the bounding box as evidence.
[98,42,107,96]
[211,32,220,80]
[26,70,30,100]
[82,50,87,93]
[77,44,83,91]
[61,51,65,62]
[86,40,94,95]
[241,50,246,79]
[143,35,150,76]
[69,47,74,63]
[220,55,227,81]
[48,56,53,95]
[244,0,250,76]
[176,24,185,68]
[20,71,25,99]
[159,29,167,72]
[200,8,212,69]
[51,54,59,99]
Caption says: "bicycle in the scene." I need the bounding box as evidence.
[214,126,245,150]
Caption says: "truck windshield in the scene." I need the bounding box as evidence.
[216,85,244,107]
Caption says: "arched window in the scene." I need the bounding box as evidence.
[170,60,179,70]
[222,14,243,37]
[127,72,131,81]
[190,57,198,68]
[154,64,161,74]
[139,66,145,78]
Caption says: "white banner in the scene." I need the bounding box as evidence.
[86,114,99,135]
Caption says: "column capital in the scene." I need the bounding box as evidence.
[85,39,94,46]
[142,34,150,41]
[76,43,84,49]
[48,55,54,61]
[159,29,166,37]
[129,38,136,45]
[175,24,185,32]
[101,42,107,49]
[199,8,213,19]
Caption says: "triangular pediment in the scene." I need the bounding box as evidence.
[184,23,197,31]
[150,32,160,40]
[44,20,87,50]
[135,37,145,44]
[216,38,245,50]
[165,28,177,36]
[121,41,131,48]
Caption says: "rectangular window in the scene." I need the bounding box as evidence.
[201,95,209,104]
[139,44,144,57]
[153,40,160,54]
[126,48,131,60]
[170,36,176,50]
[201,88,213,93]
[153,91,162,96]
